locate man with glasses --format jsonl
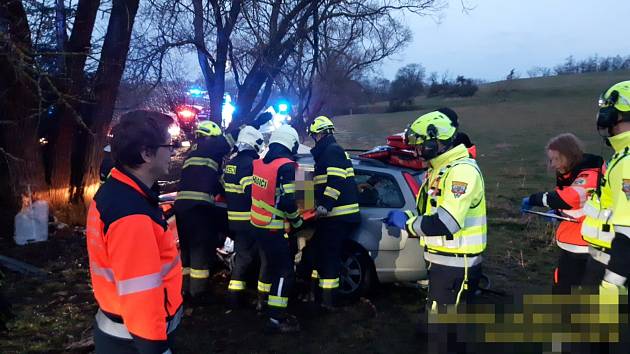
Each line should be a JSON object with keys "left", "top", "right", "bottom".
{"left": 87, "top": 110, "right": 182, "bottom": 354}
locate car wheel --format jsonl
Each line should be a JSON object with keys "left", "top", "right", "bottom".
{"left": 338, "top": 245, "right": 376, "bottom": 302}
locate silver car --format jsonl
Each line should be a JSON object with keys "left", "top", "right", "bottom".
{"left": 296, "top": 154, "right": 427, "bottom": 300}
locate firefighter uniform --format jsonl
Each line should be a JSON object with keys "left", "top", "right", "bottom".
{"left": 175, "top": 121, "right": 235, "bottom": 298}
{"left": 309, "top": 118, "right": 360, "bottom": 307}
{"left": 250, "top": 127, "right": 303, "bottom": 330}
{"left": 527, "top": 153, "right": 603, "bottom": 292}
{"left": 224, "top": 147, "right": 270, "bottom": 306}
{"left": 87, "top": 168, "right": 182, "bottom": 354}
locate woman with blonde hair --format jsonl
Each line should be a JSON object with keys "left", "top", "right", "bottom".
{"left": 521, "top": 133, "right": 603, "bottom": 293}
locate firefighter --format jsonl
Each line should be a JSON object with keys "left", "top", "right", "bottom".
{"left": 87, "top": 110, "right": 182, "bottom": 354}
{"left": 250, "top": 124, "right": 304, "bottom": 333}
{"left": 520, "top": 133, "right": 603, "bottom": 293}
{"left": 437, "top": 107, "right": 478, "bottom": 159}
{"left": 223, "top": 126, "right": 269, "bottom": 310}
{"left": 307, "top": 116, "right": 360, "bottom": 310}
{"left": 175, "top": 114, "right": 271, "bottom": 303}
{"left": 384, "top": 111, "right": 487, "bottom": 337}
{"left": 581, "top": 81, "right": 630, "bottom": 293}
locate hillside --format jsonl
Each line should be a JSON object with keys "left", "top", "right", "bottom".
{"left": 333, "top": 70, "right": 629, "bottom": 293}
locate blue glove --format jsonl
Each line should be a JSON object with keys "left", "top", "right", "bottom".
{"left": 520, "top": 197, "right": 532, "bottom": 213}
{"left": 384, "top": 210, "right": 409, "bottom": 229}
{"left": 544, "top": 209, "right": 559, "bottom": 224}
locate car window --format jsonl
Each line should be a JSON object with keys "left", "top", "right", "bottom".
{"left": 354, "top": 170, "right": 405, "bottom": 208}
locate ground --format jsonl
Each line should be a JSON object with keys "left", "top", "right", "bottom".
{"left": 1, "top": 70, "right": 629, "bottom": 353}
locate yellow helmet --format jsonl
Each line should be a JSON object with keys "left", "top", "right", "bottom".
{"left": 308, "top": 116, "right": 335, "bottom": 135}
{"left": 195, "top": 120, "right": 222, "bottom": 137}
{"left": 597, "top": 81, "right": 630, "bottom": 130}
{"left": 404, "top": 111, "right": 456, "bottom": 145}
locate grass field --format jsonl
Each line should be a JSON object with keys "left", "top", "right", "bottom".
{"left": 334, "top": 70, "right": 630, "bottom": 294}
{"left": 1, "top": 71, "right": 629, "bottom": 353}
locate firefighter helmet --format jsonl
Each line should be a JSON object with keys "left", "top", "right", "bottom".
{"left": 597, "top": 81, "right": 630, "bottom": 130}
{"left": 308, "top": 116, "right": 335, "bottom": 135}
{"left": 405, "top": 111, "right": 456, "bottom": 146}
{"left": 270, "top": 125, "right": 300, "bottom": 154}
{"left": 236, "top": 126, "right": 265, "bottom": 153}
{"left": 195, "top": 120, "right": 222, "bottom": 137}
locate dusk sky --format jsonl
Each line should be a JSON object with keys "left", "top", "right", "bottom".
{"left": 382, "top": 0, "right": 630, "bottom": 81}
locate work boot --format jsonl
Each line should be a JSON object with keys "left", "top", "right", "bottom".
{"left": 320, "top": 289, "right": 338, "bottom": 313}
{"left": 187, "top": 291, "right": 217, "bottom": 307}
{"left": 265, "top": 314, "right": 300, "bottom": 334}
{"left": 225, "top": 291, "right": 241, "bottom": 313}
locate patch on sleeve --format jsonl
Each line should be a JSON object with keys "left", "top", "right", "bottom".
{"left": 451, "top": 181, "right": 468, "bottom": 198}
{"left": 623, "top": 179, "right": 630, "bottom": 200}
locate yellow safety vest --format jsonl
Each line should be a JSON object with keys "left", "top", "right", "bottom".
{"left": 412, "top": 145, "right": 487, "bottom": 262}
{"left": 582, "top": 131, "right": 630, "bottom": 251}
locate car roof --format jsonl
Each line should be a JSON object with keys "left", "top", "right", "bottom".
{"left": 295, "top": 153, "right": 422, "bottom": 174}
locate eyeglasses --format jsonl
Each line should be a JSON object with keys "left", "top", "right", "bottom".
{"left": 154, "top": 141, "right": 181, "bottom": 150}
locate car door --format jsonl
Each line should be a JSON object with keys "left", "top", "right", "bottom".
{"left": 353, "top": 168, "right": 410, "bottom": 252}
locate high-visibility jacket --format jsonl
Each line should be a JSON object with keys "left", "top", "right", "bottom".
{"left": 250, "top": 156, "right": 301, "bottom": 230}
{"left": 311, "top": 135, "right": 360, "bottom": 222}
{"left": 87, "top": 168, "right": 182, "bottom": 351}
{"left": 407, "top": 144, "right": 487, "bottom": 268}
{"left": 530, "top": 154, "right": 603, "bottom": 253}
{"left": 582, "top": 131, "right": 630, "bottom": 262}
{"left": 224, "top": 149, "right": 258, "bottom": 231}
{"left": 175, "top": 133, "right": 235, "bottom": 210}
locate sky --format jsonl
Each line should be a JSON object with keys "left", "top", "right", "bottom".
{"left": 382, "top": 0, "right": 630, "bottom": 81}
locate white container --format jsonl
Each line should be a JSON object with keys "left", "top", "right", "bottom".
{"left": 14, "top": 200, "right": 49, "bottom": 245}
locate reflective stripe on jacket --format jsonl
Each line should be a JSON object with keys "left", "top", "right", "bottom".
{"left": 311, "top": 135, "right": 360, "bottom": 222}
{"left": 582, "top": 131, "right": 630, "bottom": 250}
{"left": 87, "top": 168, "right": 182, "bottom": 347}
{"left": 411, "top": 144, "right": 487, "bottom": 265}
{"left": 250, "top": 157, "right": 297, "bottom": 229}
{"left": 224, "top": 149, "right": 258, "bottom": 230}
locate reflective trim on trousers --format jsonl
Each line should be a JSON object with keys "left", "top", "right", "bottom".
{"left": 556, "top": 240, "right": 589, "bottom": 254}
{"left": 190, "top": 268, "right": 210, "bottom": 279}
{"left": 95, "top": 306, "right": 182, "bottom": 340}
{"left": 311, "top": 270, "right": 319, "bottom": 279}
{"left": 227, "top": 211, "right": 251, "bottom": 221}
{"left": 424, "top": 252, "right": 483, "bottom": 268}
{"left": 588, "top": 247, "right": 611, "bottom": 265}
{"left": 257, "top": 281, "right": 271, "bottom": 293}
{"left": 182, "top": 267, "right": 191, "bottom": 276}
{"left": 228, "top": 280, "right": 246, "bottom": 291}
{"left": 267, "top": 295, "right": 288, "bottom": 308}
{"left": 319, "top": 278, "right": 339, "bottom": 289}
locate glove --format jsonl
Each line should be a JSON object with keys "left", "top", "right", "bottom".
{"left": 251, "top": 112, "right": 273, "bottom": 129}
{"left": 384, "top": 210, "right": 409, "bottom": 230}
{"left": 520, "top": 197, "right": 532, "bottom": 213}
{"left": 544, "top": 209, "right": 559, "bottom": 224}
{"left": 315, "top": 205, "right": 329, "bottom": 218}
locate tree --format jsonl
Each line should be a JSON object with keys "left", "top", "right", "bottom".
{"left": 1, "top": 0, "right": 141, "bottom": 230}
{"left": 389, "top": 63, "right": 425, "bottom": 110}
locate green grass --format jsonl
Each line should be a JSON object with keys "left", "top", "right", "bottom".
{"left": 334, "top": 70, "right": 630, "bottom": 294}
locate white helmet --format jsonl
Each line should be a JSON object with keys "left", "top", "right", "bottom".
{"left": 269, "top": 125, "right": 300, "bottom": 154}
{"left": 236, "top": 126, "right": 264, "bottom": 153}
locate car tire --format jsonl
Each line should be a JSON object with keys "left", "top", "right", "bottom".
{"left": 338, "top": 244, "right": 376, "bottom": 302}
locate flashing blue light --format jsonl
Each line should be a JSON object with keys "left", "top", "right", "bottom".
{"left": 188, "top": 88, "right": 206, "bottom": 97}
{"left": 278, "top": 102, "right": 289, "bottom": 113}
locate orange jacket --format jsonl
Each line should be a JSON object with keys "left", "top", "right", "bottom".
{"left": 250, "top": 157, "right": 296, "bottom": 228}
{"left": 87, "top": 168, "right": 182, "bottom": 350}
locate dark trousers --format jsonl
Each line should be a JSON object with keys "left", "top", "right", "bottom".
{"left": 254, "top": 227, "right": 294, "bottom": 319}
{"left": 229, "top": 226, "right": 270, "bottom": 293}
{"left": 310, "top": 219, "right": 358, "bottom": 305}
{"left": 582, "top": 254, "right": 607, "bottom": 290}
{"left": 426, "top": 262, "right": 482, "bottom": 309}
{"left": 93, "top": 322, "right": 177, "bottom": 354}
{"left": 175, "top": 205, "right": 220, "bottom": 296}
{"left": 606, "top": 234, "right": 630, "bottom": 285}
{"left": 553, "top": 249, "right": 589, "bottom": 294}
